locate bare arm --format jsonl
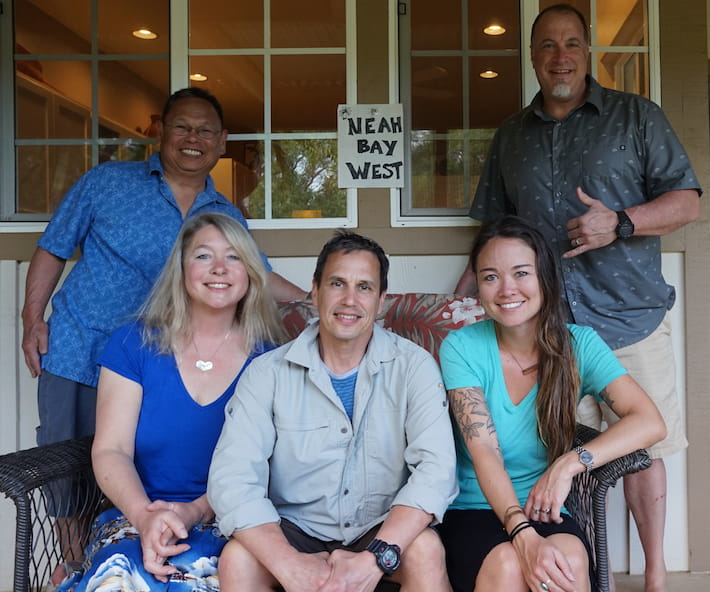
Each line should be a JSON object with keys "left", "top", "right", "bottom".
{"left": 627, "top": 189, "right": 701, "bottom": 235}
{"left": 449, "top": 387, "right": 577, "bottom": 592}
{"left": 564, "top": 187, "right": 700, "bottom": 258}
{"left": 268, "top": 271, "right": 308, "bottom": 302}
{"left": 93, "top": 367, "right": 210, "bottom": 579}
{"left": 21, "top": 247, "right": 67, "bottom": 377}
{"left": 448, "top": 387, "right": 519, "bottom": 524}
{"left": 526, "top": 373, "right": 666, "bottom": 522}
{"left": 233, "top": 522, "right": 331, "bottom": 592}
{"left": 454, "top": 260, "right": 477, "bottom": 296}
{"left": 321, "top": 505, "right": 435, "bottom": 592}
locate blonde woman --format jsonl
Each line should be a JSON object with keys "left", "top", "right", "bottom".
{"left": 59, "top": 213, "right": 286, "bottom": 592}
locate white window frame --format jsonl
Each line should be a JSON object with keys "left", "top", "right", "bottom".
{"left": 0, "top": 0, "right": 358, "bottom": 230}
{"left": 392, "top": 0, "right": 660, "bottom": 228}
{"left": 178, "top": 0, "right": 358, "bottom": 230}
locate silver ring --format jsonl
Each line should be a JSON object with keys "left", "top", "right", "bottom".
{"left": 541, "top": 581, "right": 550, "bottom": 591}
{"left": 573, "top": 238, "right": 581, "bottom": 247}
{"left": 533, "top": 507, "right": 541, "bottom": 513}
{"left": 543, "top": 508, "right": 551, "bottom": 514}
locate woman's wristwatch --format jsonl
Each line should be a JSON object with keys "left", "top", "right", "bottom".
{"left": 575, "top": 446, "right": 595, "bottom": 472}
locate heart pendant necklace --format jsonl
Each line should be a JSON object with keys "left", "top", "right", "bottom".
{"left": 192, "top": 328, "right": 232, "bottom": 372}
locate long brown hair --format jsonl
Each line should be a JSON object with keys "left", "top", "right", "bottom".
{"left": 471, "top": 215, "right": 580, "bottom": 461}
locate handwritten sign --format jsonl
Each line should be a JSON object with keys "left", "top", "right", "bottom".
{"left": 338, "top": 104, "right": 404, "bottom": 188}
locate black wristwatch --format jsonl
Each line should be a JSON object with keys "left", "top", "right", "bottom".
{"left": 366, "top": 538, "right": 401, "bottom": 576}
{"left": 615, "top": 210, "right": 634, "bottom": 239}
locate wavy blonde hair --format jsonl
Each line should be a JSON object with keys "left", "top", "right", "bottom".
{"left": 137, "top": 212, "right": 287, "bottom": 354}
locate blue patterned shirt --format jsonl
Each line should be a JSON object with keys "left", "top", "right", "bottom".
{"left": 39, "top": 152, "right": 270, "bottom": 386}
{"left": 470, "top": 77, "right": 701, "bottom": 349}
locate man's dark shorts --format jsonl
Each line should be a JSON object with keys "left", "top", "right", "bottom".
{"left": 37, "top": 370, "right": 97, "bottom": 516}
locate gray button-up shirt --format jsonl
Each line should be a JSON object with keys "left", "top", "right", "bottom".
{"left": 208, "top": 322, "right": 458, "bottom": 544}
{"left": 470, "top": 77, "right": 701, "bottom": 348}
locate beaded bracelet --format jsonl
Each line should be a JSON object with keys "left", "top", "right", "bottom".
{"left": 509, "top": 521, "right": 534, "bottom": 541}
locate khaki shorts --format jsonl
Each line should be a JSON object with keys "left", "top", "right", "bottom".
{"left": 576, "top": 313, "right": 687, "bottom": 459}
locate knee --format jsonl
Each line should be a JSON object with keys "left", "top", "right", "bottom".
{"left": 491, "top": 543, "right": 525, "bottom": 581}
{"left": 218, "top": 538, "right": 262, "bottom": 583}
{"left": 400, "top": 528, "right": 447, "bottom": 577}
{"left": 565, "top": 545, "right": 589, "bottom": 582}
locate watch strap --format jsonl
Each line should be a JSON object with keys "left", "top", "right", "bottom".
{"left": 366, "top": 538, "right": 401, "bottom": 576}
{"left": 574, "top": 446, "right": 594, "bottom": 472}
{"left": 615, "top": 209, "right": 634, "bottom": 239}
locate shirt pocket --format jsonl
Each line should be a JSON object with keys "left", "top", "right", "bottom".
{"left": 364, "top": 408, "right": 408, "bottom": 497}
{"left": 270, "top": 416, "right": 335, "bottom": 501}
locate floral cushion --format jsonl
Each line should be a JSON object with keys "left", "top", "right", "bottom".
{"left": 279, "top": 293, "right": 486, "bottom": 362}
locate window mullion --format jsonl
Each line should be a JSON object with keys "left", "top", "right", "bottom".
{"left": 171, "top": 0, "right": 189, "bottom": 92}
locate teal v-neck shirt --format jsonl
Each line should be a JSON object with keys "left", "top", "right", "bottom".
{"left": 440, "top": 319, "right": 626, "bottom": 510}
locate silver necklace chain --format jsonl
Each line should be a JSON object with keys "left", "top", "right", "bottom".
{"left": 192, "top": 328, "right": 232, "bottom": 372}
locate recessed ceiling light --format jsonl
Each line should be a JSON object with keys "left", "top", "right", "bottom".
{"left": 190, "top": 73, "right": 208, "bottom": 82}
{"left": 479, "top": 70, "right": 499, "bottom": 79}
{"left": 483, "top": 24, "right": 506, "bottom": 36}
{"left": 132, "top": 29, "right": 158, "bottom": 40}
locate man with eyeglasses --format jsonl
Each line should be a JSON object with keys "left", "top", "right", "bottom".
{"left": 20, "top": 87, "right": 306, "bottom": 578}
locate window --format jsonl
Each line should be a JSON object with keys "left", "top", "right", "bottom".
{"left": 397, "top": 0, "right": 654, "bottom": 222}
{"left": 188, "top": 0, "right": 355, "bottom": 228}
{"left": 2, "top": 0, "right": 355, "bottom": 226}
{"left": 8, "top": 0, "right": 169, "bottom": 220}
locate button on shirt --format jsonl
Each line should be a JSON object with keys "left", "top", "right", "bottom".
{"left": 470, "top": 77, "right": 701, "bottom": 349}
{"left": 208, "top": 322, "right": 458, "bottom": 545}
{"left": 39, "top": 153, "right": 270, "bottom": 386}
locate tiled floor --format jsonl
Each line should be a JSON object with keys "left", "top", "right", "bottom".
{"left": 614, "top": 571, "right": 710, "bottom": 591}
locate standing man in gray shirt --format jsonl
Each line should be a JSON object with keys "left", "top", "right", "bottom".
{"left": 456, "top": 5, "right": 701, "bottom": 591}
{"left": 209, "top": 230, "right": 457, "bottom": 592}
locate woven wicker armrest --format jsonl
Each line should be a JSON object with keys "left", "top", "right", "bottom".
{"left": 567, "top": 423, "right": 652, "bottom": 592}
{"left": 575, "top": 423, "right": 652, "bottom": 486}
{"left": 0, "top": 437, "right": 94, "bottom": 497}
{"left": 0, "top": 437, "right": 105, "bottom": 592}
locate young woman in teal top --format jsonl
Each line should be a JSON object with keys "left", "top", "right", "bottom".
{"left": 438, "top": 216, "right": 666, "bottom": 592}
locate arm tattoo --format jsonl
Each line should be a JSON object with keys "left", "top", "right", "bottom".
{"left": 448, "top": 387, "right": 497, "bottom": 446}
{"left": 599, "top": 387, "right": 617, "bottom": 413}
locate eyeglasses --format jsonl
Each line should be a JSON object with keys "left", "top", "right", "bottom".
{"left": 165, "top": 123, "right": 222, "bottom": 140}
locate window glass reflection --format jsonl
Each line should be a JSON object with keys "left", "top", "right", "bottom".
{"left": 597, "top": 0, "right": 647, "bottom": 46}
{"left": 217, "top": 141, "right": 266, "bottom": 219}
{"left": 17, "top": 145, "right": 89, "bottom": 213}
{"left": 411, "top": 57, "right": 463, "bottom": 132}
{"left": 189, "top": 0, "right": 264, "bottom": 48}
{"left": 469, "top": 56, "right": 521, "bottom": 128}
{"left": 15, "top": 0, "right": 91, "bottom": 54}
{"left": 271, "top": 55, "right": 345, "bottom": 132}
{"left": 271, "top": 0, "right": 345, "bottom": 48}
{"left": 468, "top": 1, "right": 520, "bottom": 51}
{"left": 410, "top": 136, "right": 467, "bottom": 210}
{"left": 410, "top": 0, "right": 462, "bottom": 50}
{"left": 98, "top": 61, "right": 168, "bottom": 140}
{"left": 597, "top": 52, "right": 649, "bottom": 97}
{"left": 189, "top": 56, "right": 265, "bottom": 133}
{"left": 16, "top": 64, "right": 91, "bottom": 140}
{"left": 98, "top": 0, "right": 169, "bottom": 54}
{"left": 270, "top": 140, "right": 345, "bottom": 219}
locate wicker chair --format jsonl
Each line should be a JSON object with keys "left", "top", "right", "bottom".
{"left": 0, "top": 296, "right": 652, "bottom": 592}
{"left": 568, "top": 423, "right": 652, "bottom": 591}
{"left": 0, "top": 427, "right": 650, "bottom": 592}
{"left": 0, "top": 437, "right": 105, "bottom": 592}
